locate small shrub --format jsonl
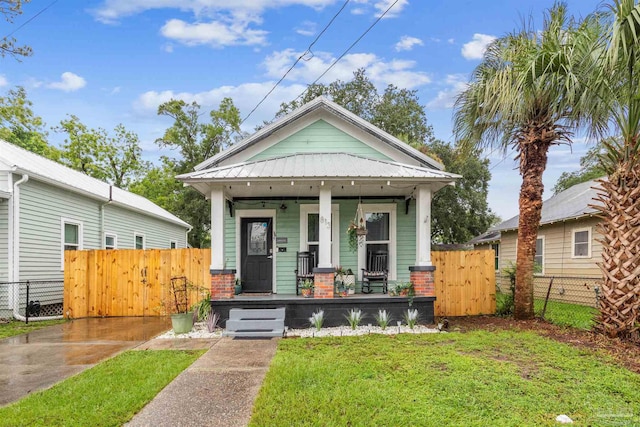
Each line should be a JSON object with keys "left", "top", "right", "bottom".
{"left": 191, "top": 293, "right": 212, "bottom": 322}
{"left": 309, "top": 310, "right": 325, "bottom": 331}
{"left": 345, "top": 308, "right": 364, "bottom": 330}
{"left": 404, "top": 309, "right": 419, "bottom": 329}
{"left": 204, "top": 309, "right": 220, "bottom": 333}
{"left": 375, "top": 309, "right": 391, "bottom": 330}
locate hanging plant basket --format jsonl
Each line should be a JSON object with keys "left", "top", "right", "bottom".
{"left": 347, "top": 203, "right": 367, "bottom": 253}
{"left": 356, "top": 227, "right": 368, "bottom": 236}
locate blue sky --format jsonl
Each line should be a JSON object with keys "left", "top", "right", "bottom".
{"left": 1, "top": 0, "right": 605, "bottom": 221}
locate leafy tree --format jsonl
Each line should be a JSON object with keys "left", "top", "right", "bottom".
{"left": 132, "top": 98, "right": 241, "bottom": 248}
{"left": 553, "top": 139, "right": 607, "bottom": 194}
{"left": 453, "top": 4, "right": 602, "bottom": 319}
{"left": 0, "top": 86, "right": 57, "bottom": 158}
{"left": 427, "top": 141, "right": 500, "bottom": 244}
{"left": 0, "top": 0, "right": 32, "bottom": 59}
{"left": 277, "top": 68, "right": 433, "bottom": 145}
{"left": 54, "top": 115, "right": 148, "bottom": 188}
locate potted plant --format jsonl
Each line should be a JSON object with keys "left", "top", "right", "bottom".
{"left": 167, "top": 276, "right": 195, "bottom": 334}
{"left": 347, "top": 220, "right": 367, "bottom": 253}
{"left": 343, "top": 268, "right": 356, "bottom": 294}
{"left": 301, "top": 279, "right": 314, "bottom": 298}
{"left": 234, "top": 278, "right": 242, "bottom": 295}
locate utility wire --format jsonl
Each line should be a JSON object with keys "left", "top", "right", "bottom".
{"left": 239, "top": 0, "right": 351, "bottom": 127}
{"left": 292, "top": 0, "right": 401, "bottom": 104}
{"left": 2, "top": 0, "right": 59, "bottom": 40}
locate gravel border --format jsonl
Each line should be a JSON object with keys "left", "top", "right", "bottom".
{"left": 154, "top": 322, "right": 441, "bottom": 339}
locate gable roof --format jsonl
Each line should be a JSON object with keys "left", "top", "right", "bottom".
{"left": 194, "top": 96, "right": 445, "bottom": 172}
{"left": 0, "top": 140, "right": 191, "bottom": 229}
{"left": 467, "top": 230, "right": 501, "bottom": 246}
{"left": 492, "top": 179, "right": 602, "bottom": 232}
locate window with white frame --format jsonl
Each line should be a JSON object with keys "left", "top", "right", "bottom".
{"left": 61, "top": 219, "right": 83, "bottom": 269}
{"left": 491, "top": 243, "right": 500, "bottom": 271}
{"left": 299, "top": 204, "right": 339, "bottom": 266}
{"left": 534, "top": 236, "right": 544, "bottom": 274}
{"left": 105, "top": 233, "right": 117, "bottom": 249}
{"left": 134, "top": 233, "right": 145, "bottom": 250}
{"left": 572, "top": 227, "right": 591, "bottom": 258}
{"left": 170, "top": 241, "right": 177, "bottom": 249}
{"left": 359, "top": 204, "right": 396, "bottom": 280}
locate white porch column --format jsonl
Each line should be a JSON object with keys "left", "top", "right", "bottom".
{"left": 210, "top": 186, "right": 225, "bottom": 270}
{"left": 318, "top": 187, "right": 333, "bottom": 268}
{"left": 415, "top": 185, "right": 432, "bottom": 266}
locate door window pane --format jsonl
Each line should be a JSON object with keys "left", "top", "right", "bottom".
{"left": 248, "top": 222, "right": 268, "bottom": 256}
{"left": 307, "top": 213, "right": 319, "bottom": 243}
{"left": 366, "top": 213, "right": 389, "bottom": 241}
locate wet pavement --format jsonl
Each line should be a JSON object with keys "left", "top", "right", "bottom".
{"left": 0, "top": 317, "right": 170, "bottom": 406}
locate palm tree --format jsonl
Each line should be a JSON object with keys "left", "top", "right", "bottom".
{"left": 589, "top": 0, "right": 640, "bottom": 339}
{"left": 453, "top": 3, "right": 602, "bottom": 319}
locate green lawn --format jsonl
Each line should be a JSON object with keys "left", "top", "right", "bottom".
{"left": 250, "top": 332, "right": 640, "bottom": 427}
{"left": 534, "top": 299, "right": 598, "bottom": 330}
{"left": 0, "top": 319, "right": 67, "bottom": 339}
{"left": 0, "top": 350, "right": 204, "bottom": 427}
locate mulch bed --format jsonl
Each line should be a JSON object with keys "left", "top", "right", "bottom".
{"left": 445, "top": 316, "right": 640, "bottom": 375}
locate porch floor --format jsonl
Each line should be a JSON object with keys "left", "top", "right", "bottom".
{"left": 211, "top": 294, "right": 435, "bottom": 329}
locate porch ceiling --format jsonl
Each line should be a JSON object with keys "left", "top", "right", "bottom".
{"left": 178, "top": 152, "right": 460, "bottom": 198}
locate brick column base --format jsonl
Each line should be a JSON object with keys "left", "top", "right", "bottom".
{"left": 313, "top": 268, "right": 336, "bottom": 299}
{"left": 409, "top": 266, "right": 435, "bottom": 297}
{"left": 210, "top": 269, "right": 236, "bottom": 300}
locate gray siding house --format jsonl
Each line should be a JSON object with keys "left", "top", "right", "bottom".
{"left": 0, "top": 140, "right": 191, "bottom": 319}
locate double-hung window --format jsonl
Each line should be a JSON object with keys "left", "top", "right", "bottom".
{"left": 134, "top": 233, "right": 145, "bottom": 250}
{"left": 61, "top": 219, "right": 83, "bottom": 269}
{"left": 534, "top": 236, "right": 544, "bottom": 274}
{"left": 105, "top": 233, "right": 117, "bottom": 249}
{"left": 491, "top": 243, "right": 500, "bottom": 271}
{"left": 572, "top": 227, "right": 591, "bottom": 258}
{"left": 358, "top": 204, "right": 396, "bottom": 280}
{"left": 299, "top": 204, "right": 339, "bottom": 265}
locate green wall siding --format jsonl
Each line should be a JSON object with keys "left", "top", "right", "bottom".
{"left": 248, "top": 119, "right": 392, "bottom": 161}
{"left": 227, "top": 198, "right": 416, "bottom": 294}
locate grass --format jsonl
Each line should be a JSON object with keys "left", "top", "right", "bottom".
{"left": 0, "top": 350, "right": 204, "bottom": 427}
{"left": 250, "top": 332, "right": 640, "bottom": 427}
{"left": 534, "top": 299, "right": 598, "bottom": 330}
{"left": 0, "top": 319, "right": 67, "bottom": 339}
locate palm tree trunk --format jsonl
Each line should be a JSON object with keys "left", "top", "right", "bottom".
{"left": 593, "top": 167, "right": 640, "bottom": 339}
{"left": 514, "top": 136, "right": 551, "bottom": 320}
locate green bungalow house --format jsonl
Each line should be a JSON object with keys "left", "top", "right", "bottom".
{"left": 177, "top": 97, "right": 459, "bottom": 327}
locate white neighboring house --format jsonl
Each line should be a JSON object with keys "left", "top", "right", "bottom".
{"left": 0, "top": 140, "right": 191, "bottom": 320}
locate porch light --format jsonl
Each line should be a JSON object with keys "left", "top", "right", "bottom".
{"left": 321, "top": 180, "right": 324, "bottom": 186}
{"left": 247, "top": 182, "right": 251, "bottom": 186}
{"left": 351, "top": 180, "right": 354, "bottom": 185}
{"left": 387, "top": 180, "right": 390, "bottom": 186}
{"left": 291, "top": 181, "right": 294, "bottom": 186}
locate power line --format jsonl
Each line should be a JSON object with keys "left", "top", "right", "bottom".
{"left": 292, "top": 0, "right": 401, "bottom": 104}
{"left": 2, "top": 0, "right": 59, "bottom": 40}
{"left": 239, "top": 0, "right": 351, "bottom": 127}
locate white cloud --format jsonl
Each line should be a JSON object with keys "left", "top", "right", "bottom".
{"left": 395, "top": 35, "right": 423, "bottom": 52}
{"left": 134, "top": 82, "right": 307, "bottom": 131}
{"left": 92, "top": 0, "right": 337, "bottom": 24}
{"left": 351, "top": 7, "right": 367, "bottom": 15}
{"left": 296, "top": 20, "right": 317, "bottom": 36}
{"left": 262, "top": 49, "right": 430, "bottom": 89}
{"left": 426, "top": 74, "right": 468, "bottom": 110}
{"left": 447, "top": 38, "right": 455, "bottom": 44}
{"left": 47, "top": 72, "right": 87, "bottom": 92}
{"left": 0, "top": 75, "right": 8, "bottom": 87}
{"left": 461, "top": 33, "right": 496, "bottom": 60}
{"left": 374, "top": 0, "right": 408, "bottom": 18}
{"left": 160, "top": 17, "right": 268, "bottom": 47}
{"left": 163, "top": 43, "right": 174, "bottom": 53}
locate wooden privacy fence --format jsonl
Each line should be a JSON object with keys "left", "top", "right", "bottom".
{"left": 432, "top": 250, "right": 496, "bottom": 316}
{"left": 64, "top": 248, "right": 211, "bottom": 318}
{"left": 64, "top": 248, "right": 495, "bottom": 318}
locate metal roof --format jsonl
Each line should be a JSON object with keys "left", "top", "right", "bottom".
{"left": 179, "top": 152, "right": 461, "bottom": 182}
{"left": 492, "top": 179, "right": 602, "bottom": 232}
{"left": 0, "top": 140, "right": 191, "bottom": 229}
{"left": 194, "top": 96, "right": 445, "bottom": 172}
{"left": 467, "top": 230, "right": 501, "bottom": 245}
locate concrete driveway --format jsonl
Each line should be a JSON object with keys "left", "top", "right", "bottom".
{"left": 0, "top": 317, "right": 170, "bottom": 406}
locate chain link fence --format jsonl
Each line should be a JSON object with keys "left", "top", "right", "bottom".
{"left": 533, "top": 275, "right": 600, "bottom": 330}
{"left": 0, "top": 280, "right": 64, "bottom": 323}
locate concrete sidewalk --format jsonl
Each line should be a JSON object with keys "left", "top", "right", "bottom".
{"left": 127, "top": 337, "right": 279, "bottom": 427}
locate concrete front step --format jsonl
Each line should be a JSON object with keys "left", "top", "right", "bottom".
{"left": 225, "top": 307, "right": 285, "bottom": 338}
